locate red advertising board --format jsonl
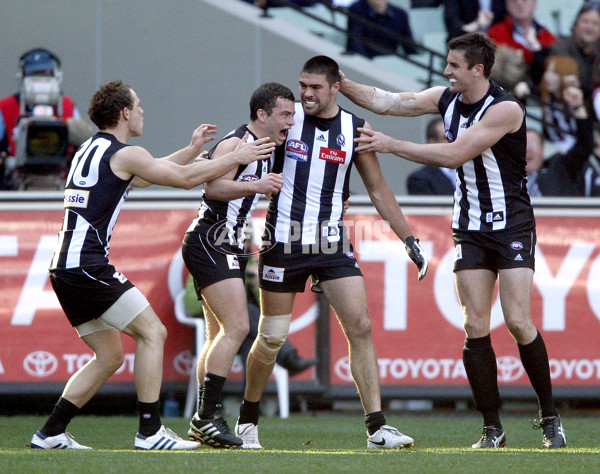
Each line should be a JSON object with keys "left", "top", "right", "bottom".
{"left": 1, "top": 199, "right": 599, "bottom": 394}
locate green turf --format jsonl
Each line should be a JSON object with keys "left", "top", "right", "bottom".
{"left": 0, "top": 413, "right": 597, "bottom": 473}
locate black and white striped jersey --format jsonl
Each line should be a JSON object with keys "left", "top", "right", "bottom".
{"left": 187, "top": 125, "right": 271, "bottom": 249}
{"left": 439, "top": 81, "right": 534, "bottom": 232}
{"left": 49, "top": 132, "right": 131, "bottom": 270}
{"left": 266, "top": 103, "right": 363, "bottom": 245}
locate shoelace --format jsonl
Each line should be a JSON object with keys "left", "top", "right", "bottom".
{"left": 531, "top": 418, "right": 556, "bottom": 437}
{"left": 163, "top": 427, "right": 183, "bottom": 441}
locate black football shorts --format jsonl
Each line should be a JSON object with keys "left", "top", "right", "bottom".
{"left": 182, "top": 231, "right": 248, "bottom": 295}
{"left": 50, "top": 265, "right": 136, "bottom": 327}
{"left": 258, "top": 241, "right": 363, "bottom": 293}
{"left": 453, "top": 223, "right": 536, "bottom": 273}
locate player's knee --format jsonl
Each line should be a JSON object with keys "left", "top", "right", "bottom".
{"left": 146, "top": 320, "right": 167, "bottom": 346}
{"left": 249, "top": 314, "right": 291, "bottom": 365}
{"left": 344, "top": 315, "right": 372, "bottom": 341}
{"left": 228, "top": 319, "right": 250, "bottom": 345}
{"left": 97, "top": 347, "right": 124, "bottom": 373}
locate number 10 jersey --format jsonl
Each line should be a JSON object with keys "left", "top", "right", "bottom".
{"left": 50, "top": 132, "right": 131, "bottom": 270}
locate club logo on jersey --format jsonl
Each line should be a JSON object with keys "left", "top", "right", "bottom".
{"left": 346, "top": 251, "right": 355, "bottom": 259}
{"left": 316, "top": 134, "right": 326, "bottom": 142}
{"left": 336, "top": 134, "right": 346, "bottom": 147}
{"left": 285, "top": 139, "right": 308, "bottom": 162}
{"left": 510, "top": 241, "right": 524, "bottom": 251}
{"left": 486, "top": 211, "right": 505, "bottom": 223}
{"left": 240, "top": 174, "right": 259, "bottom": 182}
{"left": 64, "top": 189, "right": 90, "bottom": 208}
{"left": 112, "top": 271, "right": 128, "bottom": 284}
{"left": 319, "top": 147, "right": 346, "bottom": 164}
{"left": 227, "top": 254, "right": 240, "bottom": 270}
{"left": 262, "top": 265, "right": 284, "bottom": 282}
{"left": 445, "top": 129, "right": 454, "bottom": 142}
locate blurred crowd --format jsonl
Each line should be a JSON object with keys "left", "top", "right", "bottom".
{"left": 241, "top": 0, "right": 600, "bottom": 198}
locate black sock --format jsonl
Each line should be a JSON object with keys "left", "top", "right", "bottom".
{"left": 365, "top": 411, "right": 386, "bottom": 435}
{"left": 463, "top": 335, "right": 502, "bottom": 429}
{"left": 200, "top": 373, "right": 226, "bottom": 419}
{"left": 138, "top": 400, "right": 161, "bottom": 437}
{"left": 40, "top": 397, "right": 79, "bottom": 437}
{"left": 238, "top": 399, "right": 260, "bottom": 426}
{"left": 518, "top": 331, "right": 558, "bottom": 418}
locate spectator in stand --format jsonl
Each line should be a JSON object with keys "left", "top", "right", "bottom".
{"left": 407, "top": 117, "right": 455, "bottom": 195}
{"left": 525, "top": 86, "right": 594, "bottom": 197}
{"left": 551, "top": 2, "right": 600, "bottom": 103}
{"left": 345, "top": 0, "right": 417, "bottom": 59}
{"left": 487, "top": 0, "right": 556, "bottom": 95}
{"left": 539, "top": 55, "right": 580, "bottom": 153}
{"left": 444, "top": 0, "right": 507, "bottom": 43}
{"left": 583, "top": 133, "right": 600, "bottom": 197}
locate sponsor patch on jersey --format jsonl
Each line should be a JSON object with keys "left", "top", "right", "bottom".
{"left": 455, "top": 244, "right": 462, "bottom": 260}
{"left": 486, "top": 211, "right": 505, "bottom": 223}
{"left": 319, "top": 147, "right": 346, "bottom": 164}
{"left": 112, "top": 271, "right": 128, "bottom": 284}
{"left": 262, "top": 265, "right": 284, "bottom": 283}
{"left": 510, "top": 241, "right": 524, "bottom": 251}
{"left": 514, "top": 254, "right": 523, "bottom": 261}
{"left": 336, "top": 134, "right": 346, "bottom": 147}
{"left": 240, "top": 174, "right": 259, "bottom": 182}
{"left": 285, "top": 139, "right": 308, "bottom": 162}
{"left": 226, "top": 254, "right": 240, "bottom": 270}
{"left": 316, "top": 134, "right": 326, "bottom": 142}
{"left": 64, "top": 189, "right": 90, "bottom": 208}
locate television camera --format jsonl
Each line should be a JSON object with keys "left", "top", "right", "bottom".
{"left": 4, "top": 49, "right": 79, "bottom": 190}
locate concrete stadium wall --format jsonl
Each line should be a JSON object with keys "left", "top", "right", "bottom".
{"left": 0, "top": 0, "right": 430, "bottom": 194}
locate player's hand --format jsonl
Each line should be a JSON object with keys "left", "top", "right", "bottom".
{"left": 235, "top": 132, "right": 276, "bottom": 165}
{"left": 190, "top": 124, "right": 217, "bottom": 152}
{"left": 255, "top": 172, "right": 283, "bottom": 195}
{"left": 355, "top": 127, "right": 396, "bottom": 154}
{"left": 404, "top": 235, "right": 427, "bottom": 281}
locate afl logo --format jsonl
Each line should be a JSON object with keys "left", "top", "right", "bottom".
{"left": 510, "top": 241, "right": 524, "bottom": 250}
{"left": 445, "top": 129, "right": 454, "bottom": 142}
{"left": 240, "top": 174, "right": 259, "bottom": 182}
{"left": 286, "top": 139, "right": 308, "bottom": 153}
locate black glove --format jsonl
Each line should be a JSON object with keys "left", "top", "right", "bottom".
{"left": 404, "top": 235, "right": 427, "bottom": 281}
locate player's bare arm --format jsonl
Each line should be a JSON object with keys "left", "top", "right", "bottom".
{"left": 355, "top": 101, "right": 523, "bottom": 168}
{"left": 112, "top": 133, "right": 275, "bottom": 190}
{"left": 339, "top": 71, "right": 443, "bottom": 117}
{"left": 131, "top": 124, "right": 217, "bottom": 187}
{"left": 204, "top": 137, "right": 283, "bottom": 201}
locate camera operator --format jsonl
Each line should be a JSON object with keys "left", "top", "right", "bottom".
{"left": 0, "top": 48, "right": 92, "bottom": 189}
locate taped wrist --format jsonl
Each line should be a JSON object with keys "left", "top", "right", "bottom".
{"left": 371, "top": 87, "right": 416, "bottom": 115}
{"left": 250, "top": 314, "right": 292, "bottom": 365}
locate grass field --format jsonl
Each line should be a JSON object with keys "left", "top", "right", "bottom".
{"left": 1, "top": 412, "right": 598, "bottom": 473}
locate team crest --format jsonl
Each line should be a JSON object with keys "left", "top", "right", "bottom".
{"left": 336, "top": 133, "right": 345, "bottom": 147}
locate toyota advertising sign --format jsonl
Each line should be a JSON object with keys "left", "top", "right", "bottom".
{"left": 1, "top": 195, "right": 599, "bottom": 398}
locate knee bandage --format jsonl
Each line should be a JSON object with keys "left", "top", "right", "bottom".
{"left": 371, "top": 87, "right": 416, "bottom": 115}
{"left": 250, "top": 314, "right": 292, "bottom": 365}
